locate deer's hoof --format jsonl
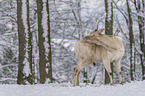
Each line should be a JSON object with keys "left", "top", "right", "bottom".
{"left": 120, "top": 82, "right": 123, "bottom": 85}
{"left": 110, "top": 83, "right": 114, "bottom": 85}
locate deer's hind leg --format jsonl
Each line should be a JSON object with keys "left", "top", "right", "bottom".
{"left": 115, "top": 58, "right": 123, "bottom": 84}
{"left": 74, "top": 60, "right": 92, "bottom": 86}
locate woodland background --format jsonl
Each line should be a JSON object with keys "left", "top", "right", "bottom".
{"left": 0, "top": 0, "right": 145, "bottom": 85}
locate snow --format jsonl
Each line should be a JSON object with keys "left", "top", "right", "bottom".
{"left": 0, "top": 81, "right": 145, "bottom": 96}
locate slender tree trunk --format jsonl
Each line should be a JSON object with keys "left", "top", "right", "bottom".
{"left": 37, "top": 0, "right": 52, "bottom": 84}
{"left": 46, "top": 0, "right": 52, "bottom": 83}
{"left": 17, "top": 0, "right": 34, "bottom": 84}
{"left": 134, "top": 0, "right": 145, "bottom": 80}
{"left": 83, "top": 69, "right": 88, "bottom": 83}
{"left": 126, "top": 0, "right": 134, "bottom": 81}
{"left": 26, "top": 0, "right": 34, "bottom": 84}
{"left": 104, "top": 0, "right": 113, "bottom": 84}
{"left": 139, "top": 17, "right": 145, "bottom": 80}
{"left": 37, "top": 0, "right": 46, "bottom": 84}
{"left": 91, "top": 63, "right": 98, "bottom": 84}
{"left": 17, "top": 0, "right": 26, "bottom": 84}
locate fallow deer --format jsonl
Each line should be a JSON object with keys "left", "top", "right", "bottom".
{"left": 74, "top": 28, "right": 124, "bottom": 86}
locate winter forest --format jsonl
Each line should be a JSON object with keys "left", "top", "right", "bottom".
{"left": 0, "top": 0, "right": 145, "bottom": 87}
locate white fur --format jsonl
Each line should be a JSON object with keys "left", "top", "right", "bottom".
{"left": 74, "top": 32, "right": 124, "bottom": 86}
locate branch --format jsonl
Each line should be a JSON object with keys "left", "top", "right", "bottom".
{"left": 0, "top": 64, "right": 17, "bottom": 69}
{"left": 112, "top": 0, "right": 128, "bottom": 23}
{"left": 115, "top": 15, "right": 129, "bottom": 40}
{"left": 115, "top": 15, "right": 143, "bottom": 55}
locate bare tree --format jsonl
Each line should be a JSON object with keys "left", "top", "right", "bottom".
{"left": 104, "top": 0, "right": 114, "bottom": 84}
{"left": 37, "top": 0, "right": 52, "bottom": 84}
{"left": 17, "top": 0, "right": 26, "bottom": 84}
{"left": 17, "top": 0, "right": 34, "bottom": 84}
{"left": 46, "top": 0, "right": 52, "bottom": 83}
{"left": 26, "top": 0, "right": 34, "bottom": 84}
{"left": 126, "top": 0, "right": 134, "bottom": 81}
{"left": 134, "top": 0, "right": 145, "bottom": 80}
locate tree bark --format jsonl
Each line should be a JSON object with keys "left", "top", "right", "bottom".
{"left": 17, "top": 0, "right": 26, "bottom": 84}
{"left": 27, "top": 0, "right": 34, "bottom": 84}
{"left": 126, "top": 0, "right": 134, "bottom": 81}
{"left": 17, "top": 0, "right": 34, "bottom": 84}
{"left": 104, "top": 0, "right": 114, "bottom": 84}
{"left": 37, "top": 0, "right": 46, "bottom": 84}
{"left": 46, "top": 0, "right": 52, "bottom": 83}
{"left": 134, "top": 0, "right": 145, "bottom": 80}
{"left": 37, "top": 0, "right": 52, "bottom": 84}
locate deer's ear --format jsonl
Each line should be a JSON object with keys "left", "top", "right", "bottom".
{"left": 97, "top": 28, "right": 105, "bottom": 34}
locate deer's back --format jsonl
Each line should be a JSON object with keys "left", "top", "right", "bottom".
{"left": 75, "top": 38, "right": 124, "bottom": 62}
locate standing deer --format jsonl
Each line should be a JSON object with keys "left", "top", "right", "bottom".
{"left": 74, "top": 28, "right": 124, "bottom": 86}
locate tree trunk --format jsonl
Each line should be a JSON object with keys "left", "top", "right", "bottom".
{"left": 126, "top": 0, "right": 134, "bottom": 81}
{"left": 104, "top": 0, "right": 113, "bottom": 84}
{"left": 139, "top": 16, "right": 145, "bottom": 80}
{"left": 17, "top": 0, "right": 34, "bottom": 84}
{"left": 37, "top": 0, "right": 52, "bottom": 84}
{"left": 37, "top": 0, "right": 46, "bottom": 84}
{"left": 134, "top": 0, "right": 145, "bottom": 80}
{"left": 17, "top": 0, "right": 26, "bottom": 84}
{"left": 46, "top": 0, "right": 52, "bottom": 83}
{"left": 26, "top": 0, "right": 34, "bottom": 84}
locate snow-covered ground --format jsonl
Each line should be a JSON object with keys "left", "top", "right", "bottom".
{"left": 0, "top": 81, "right": 145, "bottom": 96}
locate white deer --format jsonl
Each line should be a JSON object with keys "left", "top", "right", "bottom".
{"left": 74, "top": 28, "right": 124, "bottom": 86}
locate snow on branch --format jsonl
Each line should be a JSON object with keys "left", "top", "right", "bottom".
{"left": 0, "top": 78, "right": 17, "bottom": 81}
{"left": 0, "top": 64, "right": 17, "bottom": 69}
